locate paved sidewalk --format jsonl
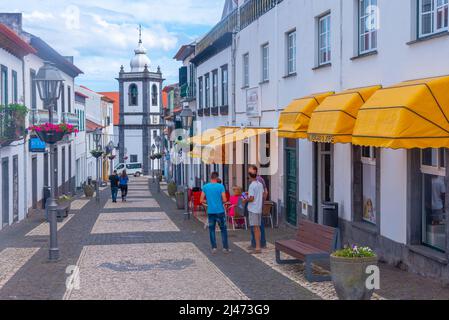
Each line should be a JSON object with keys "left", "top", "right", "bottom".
{"left": 0, "top": 177, "right": 448, "bottom": 300}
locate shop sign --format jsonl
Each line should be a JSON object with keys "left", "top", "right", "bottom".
{"left": 246, "top": 87, "right": 261, "bottom": 118}
{"left": 308, "top": 134, "right": 335, "bottom": 144}
{"left": 29, "top": 136, "right": 46, "bottom": 153}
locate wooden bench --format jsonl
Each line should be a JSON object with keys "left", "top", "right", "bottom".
{"left": 275, "top": 219, "right": 340, "bottom": 282}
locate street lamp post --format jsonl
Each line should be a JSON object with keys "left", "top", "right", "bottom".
{"left": 93, "top": 129, "right": 103, "bottom": 203}
{"left": 34, "top": 62, "right": 65, "bottom": 261}
{"left": 155, "top": 136, "right": 162, "bottom": 193}
{"left": 180, "top": 106, "right": 194, "bottom": 220}
{"left": 151, "top": 144, "right": 156, "bottom": 183}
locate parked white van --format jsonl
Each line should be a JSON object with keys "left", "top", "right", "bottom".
{"left": 114, "top": 163, "right": 143, "bottom": 177}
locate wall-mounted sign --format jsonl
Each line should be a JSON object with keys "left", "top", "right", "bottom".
{"left": 246, "top": 87, "right": 261, "bottom": 118}
{"left": 29, "top": 137, "right": 46, "bottom": 153}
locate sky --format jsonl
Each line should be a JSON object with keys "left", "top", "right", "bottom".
{"left": 3, "top": 0, "right": 225, "bottom": 92}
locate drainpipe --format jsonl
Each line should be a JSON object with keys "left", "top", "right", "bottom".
{"left": 21, "top": 55, "right": 28, "bottom": 217}
{"left": 339, "top": 0, "right": 344, "bottom": 91}
{"left": 231, "top": 31, "right": 237, "bottom": 126}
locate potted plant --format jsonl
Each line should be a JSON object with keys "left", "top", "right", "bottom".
{"left": 167, "top": 181, "right": 177, "bottom": 196}
{"left": 175, "top": 191, "right": 185, "bottom": 209}
{"left": 29, "top": 122, "right": 78, "bottom": 144}
{"left": 330, "top": 245, "right": 378, "bottom": 300}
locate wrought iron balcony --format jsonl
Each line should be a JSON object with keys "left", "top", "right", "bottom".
{"left": 240, "top": 0, "right": 283, "bottom": 30}
{"left": 29, "top": 109, "right": 60, "bottom": 125}
{"left": 211, "top": 106, "right": 219, "bottom": 116}
{"left": 196, "top": 8, "right": 238, "bottom": 55}
{"left": 220, "top": 105, "right": 229, "bottom": 116}
{"left": 180, "top": 83, "right": 196, "bottom": 100}
{"left": 0, "top": 104, "right": 28, "bottom": 146}
{"left": 62, "top": 112, "right": 79, "bottom": 127}
{"left": 204, "top": 108, "right": 211, "bottom": 117}
{"left": 197, "top": 109, "right": 204, "bottom": 117}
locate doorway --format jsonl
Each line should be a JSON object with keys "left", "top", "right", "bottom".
{"left": 285, "top": 139, "right": 298, "bottom": 226}
{"left": 317, "top": 143, "right": 334, "bottom": 224}
{"left": 2, "top": 158, "right": 9, "bottom": 227}
{"left": 13, "top": 156, "right": 19, "bottom": 222}
{"left": 32, "top": 156, "right": 38, "bottom": 209}
{"left": 62, "top": 147, "right": 66, "bottom": 195}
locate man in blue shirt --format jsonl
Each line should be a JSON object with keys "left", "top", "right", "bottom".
{"left": 201, "top": 172, "right": 230, "bottom": 254}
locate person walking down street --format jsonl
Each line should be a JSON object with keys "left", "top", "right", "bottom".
{"left": 243, "top": 172, "right": 265, "bottom": 254}
{"left": 119, "top": 170, "right": 129, "bottom": 202}
{"left": 109, "top": 170, "right": 120, "bottom": 203}
{"left": 248, "top": 165, "right": 268, "bottom": 249}
{"left": 201, "top": 172, "right": 230, "bottom": 254}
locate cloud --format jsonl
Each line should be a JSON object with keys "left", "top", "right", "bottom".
{"left": 2, "top": 0, "right": 224, "bottom": 91}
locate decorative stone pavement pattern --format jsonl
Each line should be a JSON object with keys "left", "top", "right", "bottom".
{"left": 70, "top": 199, "right": 90, "bottom": 210}
{"left": 91, "top": 211, "right": 180, "bottom": 234}
{"left": 25, "top": 215, "right": 75, "bottom": 237}
{"left": 0, "top": 176, "right": 447, "bottom": 300}
{"left": 103, "top": 198, "right": 159, "bottom": 209}
{"left": 234, "top": 242, "right": 385, "bottom": 300}
{"left": 0, "top": 248, "right": 40, "bottom": 290}
{"left": 65, "top": 243, "right": 248, "bottom": 300}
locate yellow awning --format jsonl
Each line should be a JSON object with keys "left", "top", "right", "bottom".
{"left": 201, "top": 127, "right": 273, "bottom": 164}
{"left": 206, "top": 127, "right": 271, "bottom": 148}
{"left": 307, "top": 85, "right": 382, "bottom": 143}
{"left": 353, "top": 76, "right": 449, "bottom": 149}
{"left": 190, "top": 126, "right": 228, "bottom": 146}
{"left": 278, "top": 92, "right": 334, "bottom": 139}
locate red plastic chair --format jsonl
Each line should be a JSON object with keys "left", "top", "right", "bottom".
{"left": 190, "top": 191, "right": 206, "bottom": 217}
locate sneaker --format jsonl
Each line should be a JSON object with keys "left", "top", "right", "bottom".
{"left": 211, "top": 248, "right": 218, "bottom": 254}
{"left": 223, "top": 248, "right": 231, "bottom": 254}
{"left": 250, "top": 249, "right": 262, "bottom": 255}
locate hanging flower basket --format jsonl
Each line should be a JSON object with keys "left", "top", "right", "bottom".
{"left": 150, "top": 154, "right": 157, "bottom": 160}
{"left": 29, "top": 123, "right": 78, "bottom": 145}
{"left": 90, "top": 150, "right": 104, "bottom": 159}
{"left": 155, "top": 153, "right": 163, "bottom": 160}
{"left": 108, "top": 155, "right": 116, "bottom": 161}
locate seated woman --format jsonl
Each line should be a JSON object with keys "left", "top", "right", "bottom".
{"left": 229, "top": 186, "right": 243, "bottom": 218}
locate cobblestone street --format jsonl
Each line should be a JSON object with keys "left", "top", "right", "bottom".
{"left": 0, "top": 177, "right": 448, "bottom": 300}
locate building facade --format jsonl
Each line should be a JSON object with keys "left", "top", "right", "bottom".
{"left": 184, "top": 0, "right": 449, "bottom": 282}
{"left": 0, "top": 13, "right": 83, "bottom": 228}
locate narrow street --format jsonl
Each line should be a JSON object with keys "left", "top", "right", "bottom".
{"left": 0, "top": 177, "right": 448, "bottom": 300}
{"left": 0, "top": 177, "right": 317, "bottom": 300}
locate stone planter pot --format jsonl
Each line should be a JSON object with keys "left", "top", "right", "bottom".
{"left": 83, "top": 185, "right": 95, "bottom": 198}
{"left": 175, "top": 192, "right": 185, "bottom": 209}
{"left": 330, "top": 254, "right": 378, "bottom": 300}
{"left": 36, "top": 130, "right": 65, "bottom": 144}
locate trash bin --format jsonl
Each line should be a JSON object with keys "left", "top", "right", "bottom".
{"left": 322, "top": 202, "right": 339, "bottom": 228}
{"left": 42, "top": 186, "right": 51, "bottom": 209}
{"left": 176, "top": 192, "right": 185, "bottom": 210}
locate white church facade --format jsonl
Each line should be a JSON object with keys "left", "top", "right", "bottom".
{"left": 117, "top": 30, "right": 164, "bottom": 175}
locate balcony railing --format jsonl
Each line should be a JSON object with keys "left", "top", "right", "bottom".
{"left": 29, "top": 109, "right": 60, "bottom": 125}
{"left": 0, "top": 104, "right": 27, "bottom": 146}
{"left": 240, "top": 0, "right": 283, "bottom": 30}
{"left": 204, "top": 108, "right": 211, "bottom": 117}
{"left": 220, "top": 105, "right": 229, "bottom": 116}
{"left": 180, "top": 83, "right": 196, "bottom": 100}
{"left": 197, "top": 109, "right": 204, "bottom": 117}
{"left": 196, "top": 8, "right": 238, "bottom": 55}
{"left": 63, "top": 112, "right": 79, "bottom": 127}
{"left": 211, "top": 106, "right": 219, "bottom": 116}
